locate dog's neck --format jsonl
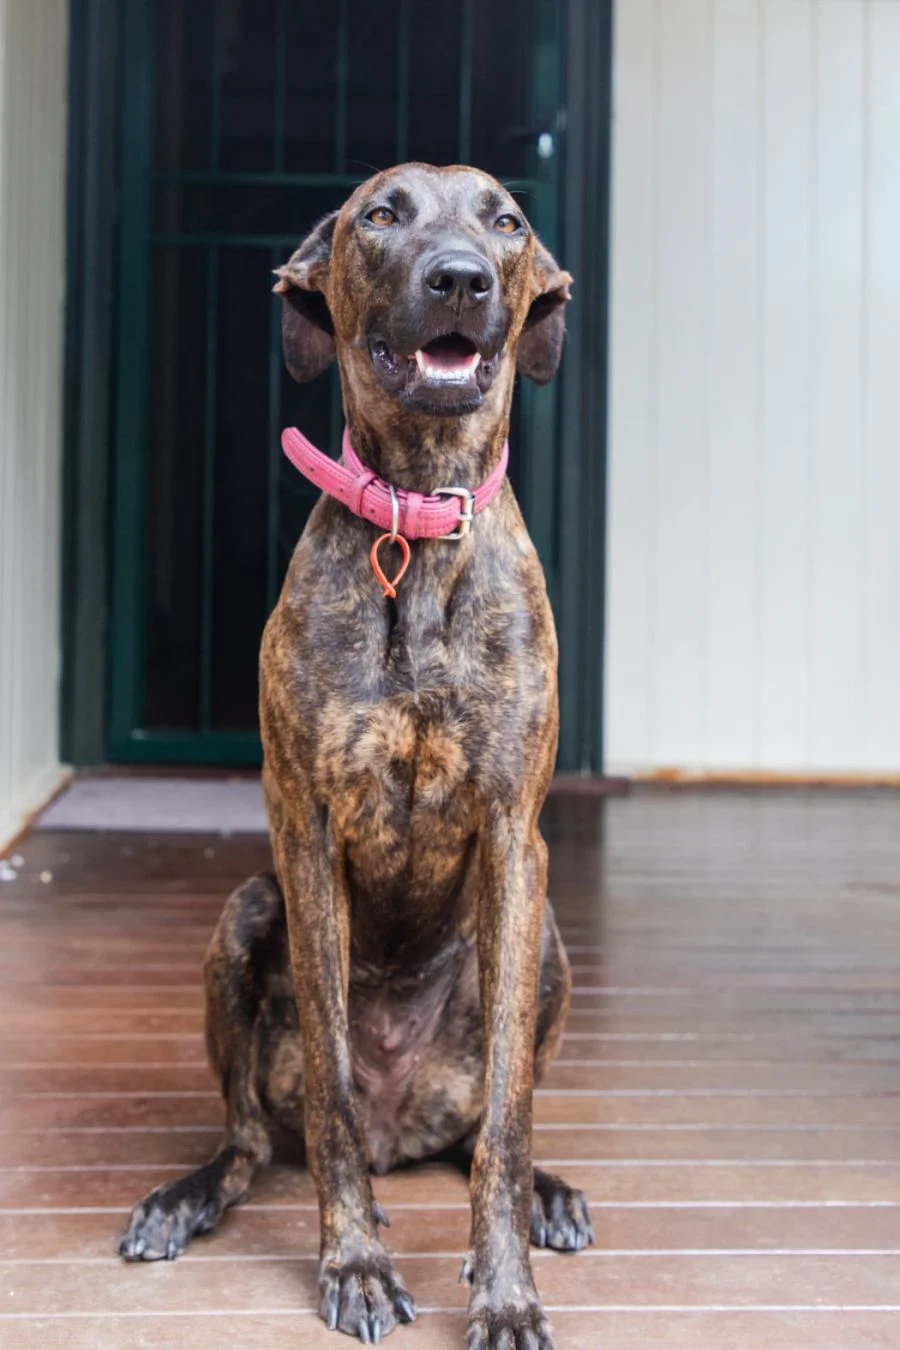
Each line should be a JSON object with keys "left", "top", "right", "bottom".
{"left": 340, "top": 371, "right": 514, "bottom": 495}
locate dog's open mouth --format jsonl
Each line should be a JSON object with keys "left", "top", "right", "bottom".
{"left": 414, "top": 334, "right": 481, "bottom": 382}
{"left": 369, "top": 333, "right": 498, "bottom": 412}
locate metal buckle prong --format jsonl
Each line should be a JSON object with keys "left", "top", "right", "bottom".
{"left": 388, "top": 485, "right": 400, "bottom": 543}
{"left": 436, "top": 486, "right": 475, "bottom": 540}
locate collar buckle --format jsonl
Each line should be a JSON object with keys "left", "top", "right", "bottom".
{"left": 436, "top": 486, "right": 475, "bottom": 540}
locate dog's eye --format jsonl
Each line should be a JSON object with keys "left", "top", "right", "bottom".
{"left": 495, "top": 214, "right": 522, "bottom": 235}
{"left": 366, "top": 207, "right": 397, "bottom": 227}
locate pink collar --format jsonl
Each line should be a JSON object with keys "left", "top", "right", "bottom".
{"left": 281, "top": 426, "right": 508, "bottom": 541}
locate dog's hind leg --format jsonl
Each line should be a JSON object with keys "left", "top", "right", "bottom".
{"left": 118, "top": 1139, "right": 266, "bottom": 1262}
{"left": 529, "top": 902, "right": 594, "bottom": 1253}
{"left": 119, "top": 873, "right": 285, "bottom": 1261}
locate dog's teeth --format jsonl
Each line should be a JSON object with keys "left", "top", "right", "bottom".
{"left": 414, "top": 350, "right": 481, "bottom": 382}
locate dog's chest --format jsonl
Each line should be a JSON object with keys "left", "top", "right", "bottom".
{"left": 314, "top": 582, "right": 538, "bottom": 828}
{"left": 316, "top": 688, "right": 480, "bottom": 839}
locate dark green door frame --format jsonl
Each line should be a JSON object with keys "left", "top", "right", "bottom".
{"left": 59, "top": 0, "right": 121, "bottom": 766}
{"left": 557, "top": 0, "right": 613, "bottom": 772}
{"left": 60, "top": 0, "right": 613, "bottom": 773}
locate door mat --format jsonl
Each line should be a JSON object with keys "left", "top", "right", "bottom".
{"left": 36, "top": 777, "right": 267, "bottom": 834}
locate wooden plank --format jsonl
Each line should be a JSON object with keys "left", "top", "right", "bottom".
{"left": 4, "top": 1252, "right": 900, "bottom": 1317}
{"left": 6, "top": 1202, "right": 900, "bottom": 1262}
{"left": 3, "top": 1161, "right": 900, "bottom": 1210}
{"left": 2, "top": 1312, "right": 900, "bottom": 1350}
{"left": 3, "top": 1124, "right": 900, "bottom": 1170}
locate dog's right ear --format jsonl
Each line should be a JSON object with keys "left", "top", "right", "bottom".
{"left": 272, "top": 211, "right": 338, "bottom": 382}
{"left": 516, "top": 239, "right": 573, "bottom": 386}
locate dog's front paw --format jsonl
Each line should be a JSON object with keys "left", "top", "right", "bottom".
{"left": 466, "top": 1292, "right": 556, "bottom": 1350}
{"left": 319, "top": 1241, "right": 416, "bottom": 1342}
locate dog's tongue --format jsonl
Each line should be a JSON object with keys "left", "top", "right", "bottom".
{"left": 415, "top": 335, "right": 481, "bottom": 379}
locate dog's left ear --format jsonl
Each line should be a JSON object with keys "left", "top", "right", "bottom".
{"left": 516, "top": 240, "right": 573, "bottom": 386}
{"left": 273, "top": 211, "right": 338, "bottom": 382}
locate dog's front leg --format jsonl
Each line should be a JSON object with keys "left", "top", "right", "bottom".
{"left": 465, "top": 808, "right": 556, "bottom": 1350}
{"left": 275, "top": 818, "right": 416, "bottom": 1343}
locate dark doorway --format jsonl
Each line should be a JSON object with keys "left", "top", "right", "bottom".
{"left": 63, "top": 0, "right": 612, "bottom": 771}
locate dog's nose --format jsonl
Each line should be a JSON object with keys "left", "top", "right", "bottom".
{"left": 424, "top": 252, "right": 494, "bottom": 309}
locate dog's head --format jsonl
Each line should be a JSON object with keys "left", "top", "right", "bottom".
{"left": 274, "top": 163, "right": 572, "bottom": 421}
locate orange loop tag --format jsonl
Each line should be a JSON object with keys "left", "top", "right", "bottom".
{"left": 370, "top": 533, "right": 411, "bottom": 599}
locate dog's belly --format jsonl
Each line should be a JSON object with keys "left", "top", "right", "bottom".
{"left": 263, "top": 936, "right": 483, "bottom": 1173}
{"left": 349, "top": 939, "right": 483, "bottom": 1173}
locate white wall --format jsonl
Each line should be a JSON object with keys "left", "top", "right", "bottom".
{"left": 0, "top": 0, "right": 69, "bottom": 846}
{"left": 605, "top": 0, "right": 900, "bottom": 776}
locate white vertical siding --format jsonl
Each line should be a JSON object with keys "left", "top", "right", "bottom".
{"left": 863, "top": 1, "right": 900, "bottom": 766}
{"left": 0, "top": 0, "right": 69, "bottom": 845}
{"left": 606, "top": 0, "right": 900, "bottom": 775}
{"left": 757, "top": 0, "right": 814, "bottom": 769}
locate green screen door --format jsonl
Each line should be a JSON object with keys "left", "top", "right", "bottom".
{"left": 108, "top": 0, "right": 565, "bottom": 764}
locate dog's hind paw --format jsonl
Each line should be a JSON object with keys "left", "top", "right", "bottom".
{"left": 319, "top": 1242, "right": 416, "bottom": 1342}
{"left": 530, "top": 1167, "right": 594, "bottom": 1252}
{"left": 119, "top": 1166, "right": 225, "bottom": 1261}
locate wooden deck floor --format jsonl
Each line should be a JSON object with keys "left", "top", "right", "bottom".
{"left": 2, "top": 789, "right": 900, "bottom": 1348}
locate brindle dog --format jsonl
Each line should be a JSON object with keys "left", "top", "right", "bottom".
{"left": 120, "top": 163, "right": 592, "bottom": 1348}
